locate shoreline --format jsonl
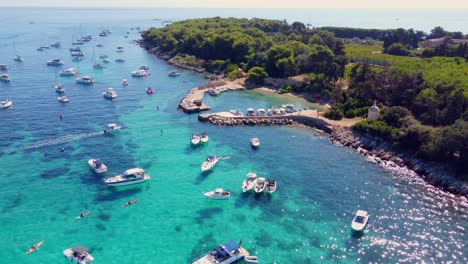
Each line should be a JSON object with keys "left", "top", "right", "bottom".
{"left": 141, "top": 42, "right": 467, "bottom": 198}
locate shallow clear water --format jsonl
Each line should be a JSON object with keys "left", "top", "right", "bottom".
{"left": 0, "top": 8, "right": 467, "bottom": 264}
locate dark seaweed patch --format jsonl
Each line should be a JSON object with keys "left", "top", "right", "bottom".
{"left": 40, "top": 167, "right": 70, "bottom": 179}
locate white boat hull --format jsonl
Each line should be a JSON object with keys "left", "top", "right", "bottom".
{"left": 105, "top": 175, "right": 150, "bottom": 187}
{"left": 201, "top": 159, "right": 219, "bottom": 172}
{"left": 87, "top": 160, "right": 107, "bottom": 174}
{"left": 63, "top": 249, "right": 94, "bottom": 264}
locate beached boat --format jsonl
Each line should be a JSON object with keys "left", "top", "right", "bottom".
{"left": 246, "top": 108, "right": 255, "bottom": 116}
{"left": 242, "top": 173, "right": 257, "bottom": 192}
{"left": 191, "top": 241, "right": 252, "bottom": 264}
{"left": 55, "top": 83, "right": 65, "bottom": 93}
{"left": 131, "top": 69, "right": 149, "bottom": 77}
{"left": 191, "top": 134, "right": 201, "bottom": 145}
{"left": 57, "top": 96, "right": 70, "bottom": 103}
{"left": 1, "top": 99, "right": 13, "bottom": 109}
{"left": 60, "top": 68, "right": 78, "bottom": 76}
{"left": 146, "top": 87, "right": 154, "bottom": 94}
{"left": 122, "top": 79, "right": 128, "bottom": 86}
{"left": 0, "top": 64, "right": 8, "bottom": 70}
{"left": 351, "top": 210, "right": 369, "bottom": 232}
{"left": 266, "top": 179, "right": 277, "bottom": 193}
{"left": 115, "top": 58, "right": 125, "bottom": 62}
{"left": 250, "top": 137, "right": 260, "bottom": 148}
{"left": 168, "top": 70, "right": 180, "bottom": 77}
{"left": 104, "top": 168, "right": 150, "bottom": 187}
{"left": 200, "top": 132, "right": 209, "bottom": 143}
{"left": 75, "top": 76, "right": 94, "bottom": 84}
{"left": 254, "top": 177, "right": 266, "bottom": 193}
{"left": 204, "top": 188, "right": 230, "bottom": 200}
{"left": 139, "top": 65, "right": 149, "bottom": 70}
{"left": 46, "top": 59, "right": 64, "bottom": 66}
{"left": 63, "top": 245, "right": 94, "bottom": 264}
{"left": 104, "top": 123, "right": 122, "bottom": 134}
{"left": 88, "top": 159, "right": 107, "bottom": 174}
{"left": 0, "top": 74, "right": 10, "bottom": 82}
{"left": 25, "top": 240, "right": 43, "bottom": 255}
{"left": 103, "top": 88, "right": 118, "bottom": 99}
{"left": 201, "top": 154, "right": 220, "bottom": 172}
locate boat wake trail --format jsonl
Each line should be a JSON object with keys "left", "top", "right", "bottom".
{"left": 19, "top": 131, "right": 104, "bottom": 151}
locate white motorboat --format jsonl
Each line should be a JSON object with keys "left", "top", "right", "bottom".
{"left": 99, "top": 55, "right": 108, "bottom": 59}
{"left": 47, "top": 59, "right": 64, "bottom": 66}
{"left": 60, "top": 68, "right": 78, "bottom": 76}
{"left": 58, "top": 96, "right": 70, "bottom": 103}
{"left": 14, "top": 55, "right": 24, "bottom": 62}
{"left": 69, "top": 47, "right": 81, "bottom": 52}
{"left": 191, "top": 241, "right": 250, "bottom": 264}
{"left": 266, "top": 179, "right": 277, "bottom": 193}
{"left": 351, "top": 210, "right": 369, "bottom": 232}
{"left": 201, "top": 154, "right": 220, "bottom": 172}
{"left": 71, "top": 51, "right": 85, "bottom": 56}
{"left": 104, "top": 123, "right": 122, "bottom": 134}
{"left": 103, "top": 88, "right": 118, "bottom": 99}
{"left": 250, "top": 137, "right": 260, "bottom": 148}
{"left": 104, "top": 168, "right": 150, "bottom": 187}
{"left": 168, "top": 70, "right": 180, "bottom": 77}
{"left": 131, "top": 69, "right": 149, "bottom": 77}
{"left": 75, "top": 76, "right": 94, "bottom": 84}
{"left": 72, "top": 40, "right": 84, "bottom": 45}
{"left": 204, "top": 188, "right": 230, "bottom": 200}
{"left": 191, "top": 134, "right": 201, "bottom": 145}
{"left": 0, "top": 64, "right": 8, "bottom": 70}
{"left": 51, "top": 41, "right": 61, "bottom": 48}
{"left": 244, "top": 255, "right": 259, "bottom": 263}
{"left": 96, "top": 44, "right": 104, "bottom": 47}
{"left": 1, "top": 99, "right": 13, "bottom": 109}
{"left": 63, "top": 245, "right": 94, "bottom": 264}
{"left": 246, "top": 108, "right": 255, "bottom": 116}
{"left": 200, "top": 132, "right": 209, "bottom": 143}
{"left": 256, "top": 108, "right": 266, "bottom": 116}
{"left": 0, "top": 74, "right": 10, "bottom": 82}
{"left": 88, "top": 159, "right": 107, "bottom": 174}
{"left": 93, "top": 62, "right": 105, "bottom": 69}
{"left": 122, "top": 79, "right": 128, "bottom": 86}
{"left": 115, "top": 58, "right": 125, "bottom": 62}
{"left": 55, "top": 83, "right": 65, "bottom": 93}
{"left": 103, "top": 58, "right": 110, "bottom": 64}
{"left": 254, "top": 177, "right": 266, "bottom": 193}
{"left": 116, "top": 47, "right": 124, "bottom": 52}
{"left": 242, "top": 173, "right": 257, "bottom": 192}
{"left": 139, "top": 65, "right": 149, "bottom": 70}
{"left": 208, "top": 89, "right": 220, "bottom": 96}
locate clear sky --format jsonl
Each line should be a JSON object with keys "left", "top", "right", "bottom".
{"left": 1, "top": 0, "right": 467, "bottom": 8}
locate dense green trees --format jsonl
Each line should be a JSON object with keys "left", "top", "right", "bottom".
{"left": 246, "top": 67, "right": 268, "bottom": 84}
{"left": 385, "top": 43, "right": 410, "bottom": 56}
{"left": 142, "top": 18, "right": 345, "bottom": 80}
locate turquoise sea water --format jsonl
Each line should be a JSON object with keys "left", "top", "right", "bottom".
{"left": 0, "top": 8, "right": 467, "bottom": 264}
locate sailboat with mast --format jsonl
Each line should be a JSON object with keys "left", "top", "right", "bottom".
{"left": 13, "top": 41, "right": 24, "bottom": 62}
{"left": 92, "top": 46, "right": 104, "bottom": 69}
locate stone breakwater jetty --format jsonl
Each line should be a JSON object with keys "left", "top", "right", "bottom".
{"left": 179, "top": 80, "right": 245, "bottom": 113}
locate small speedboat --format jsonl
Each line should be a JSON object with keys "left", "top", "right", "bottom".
{"left": 96, "top": 44, "right": 104, "bottom": 47}
{"left": 72, "top": 40, "right": 84, "bottom": 45}
{"left": 208, "top": 88, "right": 220, "bottom": 96}
{"left": 200, "top": 132, "right": 209, "bottom": 143}
{"left": 0, "top": 64, "right": 8, "bottom": 70}
{"left": 116, "top": 47, "right": 124, "bottom": 52}
{"left": 74, "top": 211, "right": 91, "bottom": 220}
{"left": 103, "top": 88, "right": 118, "bottom": 99}
{"left": 88, "top": 159, "right": 107, "bottom": 174}
{"left": 103, "top": 58, "right": 111, "bottom": 63}
{"left": 201, "top": 154, "right": 220, "bottom": 172}
{"left": 123, "top": 199, "right": 138, "bottom": 206}
{"left": 204, "top": 188, "right": 230, "bottom": 200}
{"left": 46, "top": 59, "right": 64, "bottom": 66}
{"left": 51, "top": 41, "right": 61, "bottom": 48}
{"left": 146, "top": 87, "right": 154, "bottom": 94}
{"left": 139, "top": 65, "right": 149, "bottom": 70}
{"left": 69, "top": 47, "right": 81, "bottom": 52}
{"left": 63, "top": 245, "right": 94, "bottom": 264}
{"left": 104, "top": 123, "right": 122, "bottom": 134}
{"left": 254, "top": 177, "right": 266, "bottom": 193}
{"left": 351, "top": 210, "right": 369, "bottom": 232}
{"left": 266, "top": 179, "right": 277, "bottom": 193}
{"left": 115, "top": 58, "right": 125, "bottom": 62}
{"left": 191, "top": 241, "right": 249, "bottom": 264}
{"left": 25, "top": 240, "right": 44, "bottom": 255}
{"left": 55, "top": 83, "right": 65, "bottom": 93}
{"left": 131, "top": 69, "right": 149, "bottom": 77}
{"left": 122, "top": 79, "right": 128, "bottom": 86}
{"left": 99, "top": 55, "right": 108, "bottom": 59}
{"left": 104, "top": 168, "right": 150, "bottom": 187}
{"left": 57, "top": 96, "right": 70, "bottom": 103}
{"left": 73, "top": 57, "right": 82, "bottom": 61}
{"left": 93, "top": 62, "right": 105, "bottom": 69}
{"left": 1, "top": 99, "right": 12, "bottom": 109}
{"left": 242, "top": 173, "right": 257, "bottom": 192}
{"left": 60, "top": 68, "right": 78, "bottom": 76}
{"left": 14, "top": 55, "right": 24, "bottom": 62}
{"left": 0, "top": 74, "right": 11, "bottom": 82}
{"left": 246, "top": 108, "right": 255, "bottom": 116}
{"left": 250, "top": 137, "right": 260, "bottom": 148}
{"left": 168, "top": 70, "right": 180, "bottom": 77}
{"left": 75, "top": 76, "right": 94, "bottom": 84}
{"left": 71, "top": 51, "right": 85, "bottom": 56}
{"left": 191, "top": 134, "right": 201, "bottom": 145}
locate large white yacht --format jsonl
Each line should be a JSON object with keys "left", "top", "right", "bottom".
{"left": 192, "top": 241, "right": 252, "bottom": 264}
{"left": 75, "top": 76, "right": 94, "bottom": 84}
{"left": 103, "top": 88, "right": 118, "bottom": 99}
{"left": 60, "top": 68, "right": 78, "bottom": 76}
{"left": 104, "top": 168, "right": 150, "bottom": 187}
{"left": 242, "top": 173, "right": 258, "bottom": 192}
{"left": 63, "top": 245, "right": 94, "bottom": 264}
{"left": 201, "top": 154, "right": 220, "bottom": 172}
{"left": 204, "top": 188, "right": 230, "bottom": 200}
{"left": 46, "top": 59, "right": 64, "bottom": 66}
{"left": 131, "top": 69, "right": 149, "bottom": 77}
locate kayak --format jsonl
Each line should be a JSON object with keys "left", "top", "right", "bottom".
{"left": 25, "top": 240, "right": 43, "bottom": 255}
{"left": 123, "top": 199, "right": 138, "bottom": 206}
{"left": 74, "top": 211, "right": 91, "bottom": 220}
